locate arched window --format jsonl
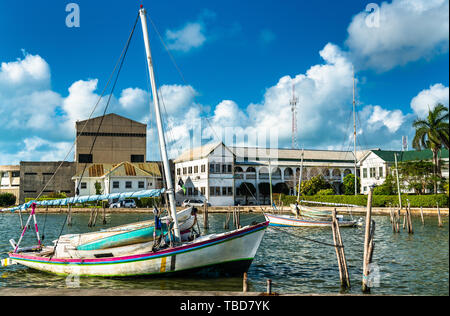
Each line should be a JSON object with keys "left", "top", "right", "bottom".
{"left": 284, "top": 168, "right": 294, "bottom": 179}
{"left": 344, "top": 169, "right": 352, "bottom": 177}
{"left": 259, "top": 167, "right": 269, "bottom": 179}
{"left": 332, "top": 169, "right": 341, "bottom": 177}
{"left": 272, "top": 168, "right": 282, "bottom": 179}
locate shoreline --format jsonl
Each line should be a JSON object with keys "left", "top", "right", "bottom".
{"left": 5, "top": 206, "right": 448, "bottom": 217}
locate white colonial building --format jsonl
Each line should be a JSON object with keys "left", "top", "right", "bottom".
{"left": 359, "top": 149, "right": 449, "bottom": 194}
{"left": 174, "top": 142, "right": 369, "bottom": 206}
{"left": 72, "top": 162, "right": 162, "bottom": 196}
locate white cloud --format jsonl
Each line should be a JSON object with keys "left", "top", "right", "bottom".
{"left": 410, "top": 83, "right": 449, "bottom": 117}
{"left": 166, "top": 22, "right": 207, "bottom": 52}
{"left": 345, "top": 0, "right": 449, "bottom": 71}
{"left": 367, "top": 105, "right": 405, "bottom": 133}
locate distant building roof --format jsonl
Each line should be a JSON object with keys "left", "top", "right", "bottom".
{"left": 174, "top": 142, "right": 370, "bottom": 164}
{"left": 370, "top": 148, "right": 449, "bottom": 163}
{"left": 72, "top": 162, "right": 161, "bottom": 179}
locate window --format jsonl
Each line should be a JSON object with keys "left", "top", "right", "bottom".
{"left": 113, "top": 181, "right": 120, "bottom": 189}
{"left": 188, "top": 166, "right": 193, "bottom": 174}
{"left": 131, "top": 155, "right": 144, "bottom": 163}
{"left": 25, "top": 173, "right": 37, "bottom": 176}
{"left": 177, "top": 168, "right": 181, "bottom": 176}
{"left": 79, "top": 154, "right": 93, "bottom": 163}
{"left": 11, "top": 171, "right": 20, "bottom": 178}
{"left": 201, "top": 187, "right": 206, "bottom": 195}
{"left": 210, "top": 164, "right": 215, "bottom": 173}
{"left": 81, "top": 182, "right": 87, "bottom": 189}
{"left": 215, "top": 187, "right": 221, "bottom": 196}
{"left": 194, "top": 166, "right": 198, "bottom": 174}
{"left": 126, "top": 181, "right": 132, "bottom": 189}
{"left": 187, "top": 187, "right": 193, "bottom": 196}
{"left": 363, "top": 168, "right": 368, "bottom": 178}
{"left": 379, "top": 167, "right": 384, "bottom": 178}
{"left": 138, "top": 181, "right": 145, "bottom": 189}
{"left": 370, "top": 168, "right": 376, "bottom": 178}
{"left": 183, "top": 167, "right": 187, "bottom": 175}
{"left": 201, "top": 165, "right": 206, "bottom": 173}
{"left": 222, "top": 165, "right": 227, "bottom": 173}
{"left": 210, "top": 187, "right": 215, "bottom": 196}
{"left": 228, "top": 165, "right": 232, "bottom": 173}
{"left": 215, "top": 164, "right": 221, "bottom": 173}
{"left": 228, "top": 187, "right": 233, "bottom": 196}
{"left": 222, "top": 187, "right": 227, "bottom": 196}
{"left": 1, "top": 172, "right": 8, "bottom": 178}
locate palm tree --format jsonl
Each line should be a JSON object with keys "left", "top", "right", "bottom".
{"left": 412, "top": 103, "right": 449, "bottom": 192}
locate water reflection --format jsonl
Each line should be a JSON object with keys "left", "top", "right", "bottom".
{"left": 0, "top": 212, "right": 448, "bottom": 295}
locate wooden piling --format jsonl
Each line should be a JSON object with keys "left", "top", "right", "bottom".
{"left": 102, "top": 203, "right": 107, "bottom": 225}
{"left": 266, "top": 279, "right": 272, "bottom": 295}
{"left": 243, "top": 273, "right": 248, "bottom": 293}
{"left": 67, "top": 205, "right": 72, "bottom": 227}
{"left": 406, "top": 202, "right": 413, "bottom": 234}
{"left": 331, "top": 208, "right": 350, "bottom": 289}
{"left": 362, "top": 187, "right": 374, "bottom": 293}
{"left": 203, "top": 203, "right": 209, "bottom": 229}
{"left": 420, "top": 206, "right": 424, "bottom": 226}
{"left": 437, "top": 203, "right": 442, "bottom": 227}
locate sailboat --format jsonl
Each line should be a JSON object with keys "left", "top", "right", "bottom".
{"left": 1, "top": 6, "right": 268, "bottom": 277}
{"left": 264, "top": 151, "right": 359, "bottom": 228}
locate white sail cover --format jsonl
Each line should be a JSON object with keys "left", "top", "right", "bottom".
{"left": 1, "top": 189, "right": 165, "bottom": 213}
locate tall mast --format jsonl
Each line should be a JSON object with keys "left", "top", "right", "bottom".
{"left": 290, "top": 84, "right": 299, "bottom": 150}
{"left": 139, "top": 7, "right": 180, "bottom": 241}
{"left": 353, "top": 68, "right": 357, "bottom": 196}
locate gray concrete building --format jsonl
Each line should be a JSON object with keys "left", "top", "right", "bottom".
{"left": 0, "top": 165, "right": 21, "bottom": 204}
{"left": 75, "top": 113, "right": 147, "bottom": 164}
{"left": 19, "top": 161, "right": 76, "bottom": 203}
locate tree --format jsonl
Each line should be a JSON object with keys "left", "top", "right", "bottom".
{"left": 412, "top": 103, "right": 449, "bottom": 192}
{"left": 373, "top": 174, "right": 397, "bottom": 195}
{"left": 273, "top": 182, "right": 290, "bottom": 195}
{"left": 0, "top": 193, "right": 16, "bottom": 207}
{"left": 94, "top": 181, "right": 103, "bottom": 195}
{"left": 398, "top": 160, "right": 436, "bottom": 194}
{"left": 238, "top": 182, "right": 256, "bottom": 205}
{"left": 342, "top": 174, "right": 360, "bottom": 195}
{"left": 258, "top": 182, "right": 271, "bottom": 205}
{"left": 300, "top": 175, "right": 331, "bottom": 196}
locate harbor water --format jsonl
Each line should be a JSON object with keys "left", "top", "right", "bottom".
{"left": 0, "top": 211, "right": 448, "bottom": 295}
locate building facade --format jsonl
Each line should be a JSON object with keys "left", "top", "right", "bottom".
{"left": 19, "top": 161, "right": 76, "bottom": 203}
{"left": 359, "top": 149, "right": 449, "bottom": 194}
{"left": 0, "top": 165, "right": 20, "bottom": 204}
{"left": 75, "top": 113, "right": 147, "bottom": 164}
{"left": 72, "top": 162, "right": 162, "bottom": 196}
{"left": 174, "top": 142, "right": 368, "bottom": 206}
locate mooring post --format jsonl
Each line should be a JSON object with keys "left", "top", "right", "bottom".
{"left": 437, "top": 202, "right": 442, "bottom": 227}
{"left": 266, "top": 279, "right": 272, "bottom": 295}
{"left": 67, "top": 204, "right": 72, "bottom": 227}
{"left": 420, "top": 206, "right": 424, "bottom": 226}
{"left": 362, "top": 187, "right": 374, "bottom": 293}
{"left": 407, "top": 202, "right": 413, "bottom": 234}
{"left": 243, "top": 272, "right": 248, "bottom": 293}
{"left": 203, "top": 202, "right": 209, "bottom": 229}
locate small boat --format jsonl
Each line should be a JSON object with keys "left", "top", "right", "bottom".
{"left": 1, "top": 5, "right": 269, "bottom": 277}
{"left": 264, "top": 213, "right": 358, "bottom": 228}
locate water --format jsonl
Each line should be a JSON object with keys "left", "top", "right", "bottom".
{"left": 0, "top": 211, "right": 448, "bottom": 295}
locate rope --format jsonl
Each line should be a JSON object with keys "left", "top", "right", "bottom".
{"left": 49, "top": 13, "right": 140, "bottom": 251}
{"left": 269, "top": 226, "right": 344, "bottom": 248}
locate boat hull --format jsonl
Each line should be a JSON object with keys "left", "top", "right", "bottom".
{"left": 8, "top": 222, "right": 268, "bottom": 277}
{"left": 265, "top": 214, "right": 356, "bottom": 228}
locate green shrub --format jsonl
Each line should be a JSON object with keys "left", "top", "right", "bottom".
{"left": 317, "top": 189, "right": 335, "bottom": 196}
{"left": 280, "top": 194, "right": 448, "bottom": 208}
{"left": 0, "top": 193, "right": 16, "bottom": 207}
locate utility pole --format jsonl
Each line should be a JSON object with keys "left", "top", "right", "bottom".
{"left": 353, "top": 68, "right": 358, "bottom": 196}
{"left": 290, "top": 84, "right": 299, "bottom": 150}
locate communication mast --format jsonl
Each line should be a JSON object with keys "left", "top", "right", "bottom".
{"left": 290, "top": 84, "right": 299, "bottom": 149}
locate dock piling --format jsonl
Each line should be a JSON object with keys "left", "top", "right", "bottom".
{"left": 362, "top": 187, "right": 375, "bottom": 293}
{"left": 437, "top": 203, "right": 442, "bottom": 227}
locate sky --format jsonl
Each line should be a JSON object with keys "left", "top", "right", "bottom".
{"left": 0, "top": 0, "right": 448, "bottom": 164}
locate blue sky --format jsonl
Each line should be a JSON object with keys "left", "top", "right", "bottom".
{"left": 0, "top": 0, "right": 448, "bottom": 163}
